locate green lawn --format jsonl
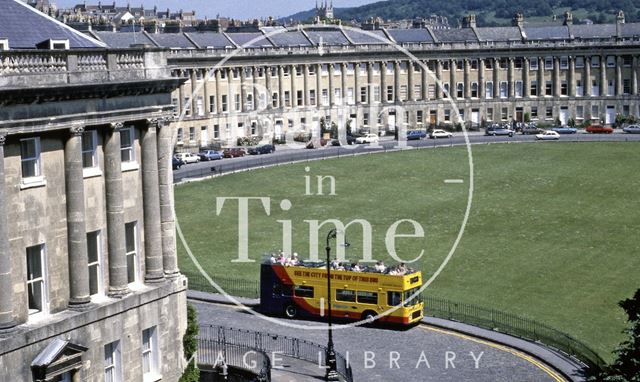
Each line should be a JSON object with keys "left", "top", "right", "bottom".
{"left": 175, "top": 142, "right": 640, "bottom": 361}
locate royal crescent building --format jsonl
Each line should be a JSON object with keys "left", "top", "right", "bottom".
{"left": 88, "top": 12, "right": 640, "bottom": 149}
{"left": 0, "top": 1, "right": 187, "bottom": 381}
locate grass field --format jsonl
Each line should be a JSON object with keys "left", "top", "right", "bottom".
{"left": 175, "top": 142, "right": 640, "bottom": 360}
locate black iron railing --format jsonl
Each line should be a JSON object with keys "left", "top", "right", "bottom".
{"left": 199, "top": 325, "right": 354, "bottom": 382}
{"left": 198, "top": 340, "right": 271, "bottom": 381}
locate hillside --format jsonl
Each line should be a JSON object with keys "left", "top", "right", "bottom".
{"left": 286, "top": 0, "right": 639, "bottom": 26}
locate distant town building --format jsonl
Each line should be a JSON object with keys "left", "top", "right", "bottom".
{"left": 316, "top": 0, "right": 334, "bottom": 20}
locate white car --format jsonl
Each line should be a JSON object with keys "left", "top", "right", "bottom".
{"left": 429, "top": 129, "right": 453, "bottom": 139}
{"left": 535, "top": 130, "right": 560, "bottom": 140}
{"left": 355, "top": 134, "right": 379, "bottom": 144}
{"left": 174, "top": 152, "right": 200, "bottom": 164}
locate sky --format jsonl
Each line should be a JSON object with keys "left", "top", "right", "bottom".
{"left": 53, "top": 0, "right": 381, "bottom": 19}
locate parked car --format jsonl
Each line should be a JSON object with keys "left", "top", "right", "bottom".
{"left": 550, "top": 125, "right": 577, "bottom": 134}
{"left": 223, "top": 148, "right": 246, "bottom": 158}
{"left": 485, "top": 126, "right": 514, "bottom": 137}
{"left": 535, "top": 130, "right": 560, "bottom": 140}
{"left": 174, "top": 152, "right": 199, "bottom": 164}
{"left": 406, "top": 130, "right": 427, "bottom": 140}
{"left": 521, "top": 125, "right": 544, "bottom": 135}
{"left": 622, "top": 124, "right": 640, "bottom": 134}
{"left": 355, "top": 133, "right": 379, "bottom": 144}
{"left": 329, "top": 135, "right": 357, "bottom": 146}
{"left": 248, "top": 144, "right": 276, "bottom": 155}
{"left": 585, "top": 124, "right": 613, "bottom": 134}
{"left": 172, "top": 156, "right": 184, "bottom": 170}
{"left": 429, "top": 129, "right": 452, "bottom": 139}
{"left": 198, "top": 150, "right": 223, "bottom": 161}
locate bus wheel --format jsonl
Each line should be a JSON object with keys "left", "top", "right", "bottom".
{"left": 284, "top": 305, "right": 298, "bottom": 319}
{"left": 362, "top": 310, "right": 377, "bottom": 324}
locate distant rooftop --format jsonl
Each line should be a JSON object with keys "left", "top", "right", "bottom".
{"left": 0, "top": 0, "right": 105, "bottom": 49}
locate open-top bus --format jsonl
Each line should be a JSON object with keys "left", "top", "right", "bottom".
{"left": 260, "top": 259, "right": 424, "bottom": 326}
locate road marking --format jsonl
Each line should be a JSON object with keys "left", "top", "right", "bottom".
{"left": 420, "top": 325, "right": 566, "bottom": 382}
{"left": 444, "top": 179, "right": 464, "bottom": 184}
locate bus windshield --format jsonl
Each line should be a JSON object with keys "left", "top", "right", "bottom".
{"left": 403, "top": 287, "right": 421, "bottom": 307}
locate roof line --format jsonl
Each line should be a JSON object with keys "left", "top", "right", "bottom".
{"left": 142, "top": 30, "right": 160, "bottom": 47}
{"left": 298, "top": 28, "right": 315, "bottom": 47}
{"left": 425, "top": 25, "right": 439, "bottom": 44}
{"left": 221, "top": 32, "right": 239, "bottom": 49}
{"left": 11, "top": 0, "right": 107, "bottom": 48}
{"left": 183, "top": 32, "right": 201, "bottom": 49}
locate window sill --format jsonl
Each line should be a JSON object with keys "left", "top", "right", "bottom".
{"left": 143, "top": 373, "right": 163, "bottom": 382}
{"left": 121, "top": 161, "right": 139, "bottom": 172}
{"left": 83, "top": 167, "right": 103, "bottom": 179}
{"left": 20, "top": 176, "right": 46, "bottom": 190}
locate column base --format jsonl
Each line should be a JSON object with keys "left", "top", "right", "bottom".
{"left": 0, "top": 320, "right": 18, "bottom": 335}
{"left": 164, "top": 270, "right": 181, "bottom": 279}
{"left": 108, "top": 286, "right": 131, "bottom": 299}
{"left": 68, "top": 299, "right": 94, "bottom": 312}
{"left": 145, "top": 273, "right": 166, "bottom": 284}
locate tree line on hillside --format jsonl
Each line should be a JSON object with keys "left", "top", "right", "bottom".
{"left": 324, "top": 0, "right": 639, "bottom": 25}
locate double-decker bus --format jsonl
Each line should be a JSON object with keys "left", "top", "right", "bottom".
{"left": 260, "top": 259, "right": 424, "bottom": 326}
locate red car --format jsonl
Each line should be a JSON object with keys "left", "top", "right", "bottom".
{"left": 585, "top": 124, "right": 613, "bottom": 134}
{"left": 223, "top": 148, "right": 246, "bottom": 158}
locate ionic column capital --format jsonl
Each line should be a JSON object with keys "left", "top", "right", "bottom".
{"left": 69, "top": 125, "right": 85, "bottom": 136}
{"left": 109, "top": 122, "right": 124, "bottom": 131}
{"left": 0, "top": 134, "right": 6, "bottom": 146}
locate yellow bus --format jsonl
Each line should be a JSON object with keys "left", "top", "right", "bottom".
{"left": 260, "top": 260, "right": 424, "bottom": 326}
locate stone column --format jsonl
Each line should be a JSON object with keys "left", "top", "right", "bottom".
{"left": 316, "top": 63, "right": 322, "bottom": 107}
{"left": 523, "top": 58, "right": 529, "bottom": 97}
{"left": 105, "top": 123, "right": 130, "bottom": 297}
{"left": 0, "top": 134, "right": 16, "bottom": 331}
{"left": 493, "top": 58, "right": 500, "bottom": 98}
{"left": 449, "top": 59, "right": 457, "bottom": 100}
{"left": 252, "top": 67, "right": 259, "bottom": 110}
{"left": 291, "top": 64, "right": 297, "bottom": 108}
{"left": 478, "top": 58, "right": 485, "bottom": 99}
{"left": 278, "top": 65, "right": 284, "bottom": 108}
{"left": 157, "top": 120, "right": 179, "bottom": 278}
{"left": 240, "top": 66, "right": 247, "bottom": 112}
{"left": 408, "top": 61, "right": 415, "bottom": 102}
{"left": 227, "top": 68, "right": 235, "bottom": 112}
{"left": 203, "top": 70, "right": 210, "bottom": 115}
{"left": 394, "top": 61, "right": 401, "bottom": 102}
{"left": 380, "top": 61, "right": 387, "bottom": 102}
{"left": 633, "top": 56, "right": 638, "bottom": 95}
{"left": 354, "top": 63, "right": 360, "bottom": 105}
{"left": 616, "top": 56, "right": 623, "bottom": 96}
{"left": 463, "top": 59, "right": 471, "bottom": 99}
{"left": 600, "top": 55, "right": 607, "bottom": 96}
{"left": 341, "top": 62, "right": 348, "bottom": 105}
{"left": 142, "top": 120, "right": 164, "bottom": 283}
{"left": 328, "top": 63, "right": 335, "bottom": 106}
{"left": 508, "top": 58, "right": 515, "bottom": 98}
{"left": 214, "top": 69, "right": 222, "bottom": 113}
{"left": 538, "top": 56, "right": 545, "bottom": 96}
{"left": 435, "top": 60, "right": 443, "bottom": 99}
{"left": 190, "top": 69, "right": 198, "bottom": 114}
{"left": 569, "top": 57, "right": 576, "bottom": 97}
{"left": 303, "top": 64, "right": 310, "bottom": 106}
{"left": 585, "top": 56, "right": 592, "bottom": 97}
{"left": 265, "top": 66, "right": 272, "bottom": 109}
{"left": 421, "top": 60, "right": 428, "bottom": 100}
{"left": 366, "top": 62, "right": 373, "bottom": 105}
{"left": 553, "top": 57, "right": 561, "bottom": 97}
{"left": 65, "top": 126, "right": 92, "bottom": 309}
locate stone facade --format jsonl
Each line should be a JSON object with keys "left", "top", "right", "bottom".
{"left": 0, "top": 47, "right": 187, "bottom": 381}
{"left": 90, "top": 14, "right": 639, "bottom": 151}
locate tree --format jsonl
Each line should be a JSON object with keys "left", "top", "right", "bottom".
{"left": 591, "top": 289, "right": 640, "bottom": 381}
{"left": 179, "top": 304, "right": 200, "bottom": 382}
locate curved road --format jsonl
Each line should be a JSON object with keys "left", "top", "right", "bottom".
{"left": 194, "top": 301, "right": 566, "bottom": 382}
{"left": 174, "top": 131, "right": 640, "bottom": 183}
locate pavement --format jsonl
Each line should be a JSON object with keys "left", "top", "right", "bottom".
{"left": 188, "top": 290, "right": 587, "bottom": 382}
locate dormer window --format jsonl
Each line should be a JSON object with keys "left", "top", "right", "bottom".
{"left": 36, "top": 39, "right": 69, "bottom": 50}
